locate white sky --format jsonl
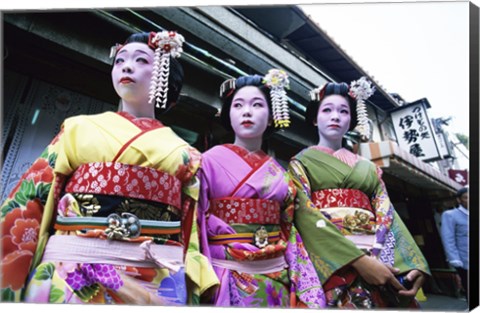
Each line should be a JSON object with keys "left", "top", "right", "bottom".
{"left": 299, "top": 0, "right": 472, "bottom": 137}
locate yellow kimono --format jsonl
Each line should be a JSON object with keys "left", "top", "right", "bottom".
{"left": 1, "top": 111, "right": 218, "bottom": 304}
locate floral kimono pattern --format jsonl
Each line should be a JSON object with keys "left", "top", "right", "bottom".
{"left": 1, "top": 111, "right": 218, "bottom": 304}
{"left": 288, "top": 146, "right": 430, "bottom": 309}
{"left": 198, "top": 144, "right": 325, "bottom": 308}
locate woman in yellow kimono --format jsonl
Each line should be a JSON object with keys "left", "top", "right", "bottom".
{"left": 1, "top": 31, "right": 217, "bottom": 304}
{"left": 288, "top": 79, "right": 429, "bottom": 308}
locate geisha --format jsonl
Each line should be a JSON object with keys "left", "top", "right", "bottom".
{"left": 288, "top": 79, "right": 430, "bottom": 308}
{"left": 197, "top": 70, "right": 325, "bottom": 308}
{"left": 0, "top": 31, "right": 218, "bottom": 304}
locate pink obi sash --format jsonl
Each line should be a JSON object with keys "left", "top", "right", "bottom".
{"left": 210, "top": 197, "right": 281, "bottom": 225}
{"left": 311, "top": 188, "right": 373, "bottom": 212}
{"left": 42, "top": 235, "right": 184, "bottom": 273}
{"left": 211, "top": 256, "right": 287, "bottom": 274}
{"left": 65, "top": 162, "right": 182, "bottom": 208}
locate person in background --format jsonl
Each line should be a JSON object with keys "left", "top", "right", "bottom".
{"left": 441, "top": 186, "right": 469, "bottom": 302}
{"left": 1, "top": 30, "right": 218, "bottom": 304}
{"left": 288, "top": 78, "right": 430, "bottom": 309}
{"left": 197, "top": 70, "right": 325, "bottom": 308}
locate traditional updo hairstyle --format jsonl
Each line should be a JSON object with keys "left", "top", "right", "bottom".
{"left": 305, "top": 82, "right": 357, "bottom": 131}
{"left": 219, "top": 75, "right": 273, "bottom": 133}
{"left": 115, "top": 32, "right": 184, "bottom": 114}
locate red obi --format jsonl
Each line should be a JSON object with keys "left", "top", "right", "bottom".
{"left": 210, "top": 197, "right": 281, "bottom": 225}
{"left": 65, "top": 162, "right": 182, "bottom": 208}
{"left": 311, "top": 188, "right": 373, "bottom": 212}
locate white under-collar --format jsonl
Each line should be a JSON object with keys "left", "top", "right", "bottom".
{"left": 457, "top": 205, "right": 469, "bottom": 216}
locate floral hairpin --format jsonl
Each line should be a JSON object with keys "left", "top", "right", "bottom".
{"left": 263, "top": 69, "right": 290, "bottom": 128}
{"left": 349, "top": 76, "right": 375, "bottom": 141}
{"left": 148, "top": 31, "right": 185, "bottom": 109}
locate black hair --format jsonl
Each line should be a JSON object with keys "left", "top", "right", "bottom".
{"left": 305, "top": 82, "right": 357, "bottom": 131}
{"left": 118, "top": 32, "right": 184, "bottom": 113}
{"left": 456, "top": 187, "right": 468, "bottom": 198}
{"left": 220, "top": 75, "right": 273, "bottom": 133}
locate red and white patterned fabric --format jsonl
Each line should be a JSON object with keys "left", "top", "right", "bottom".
{"left": 210, "top": 197, "right": 280, "bottom": 225}
{"left": 65, "top": 162, "right": 182, "bottom": 208}
{"left": 311, "top": 188, "right": 373, "bottom": 213}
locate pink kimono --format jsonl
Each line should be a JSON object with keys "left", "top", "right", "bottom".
{"left": 197, "top": 144, "right": 325, "bottom": 308}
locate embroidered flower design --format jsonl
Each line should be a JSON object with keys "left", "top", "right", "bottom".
{"left": 1, "top": 200, "right": 43, "bottom": 290}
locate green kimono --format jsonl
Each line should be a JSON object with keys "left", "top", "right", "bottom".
{"left": 289, "top": 146, "right": 430, "bottom": 308}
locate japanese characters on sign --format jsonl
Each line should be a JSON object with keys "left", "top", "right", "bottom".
{"left": 390, "top": 99, "right": 441, "bottom": 162}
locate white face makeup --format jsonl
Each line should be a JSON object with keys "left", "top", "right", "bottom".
{"left": 111, "top": 42, "right": 154, "bottom": 106}
{"left": 316, "top": 94, "right": 351, "bottom": 145}
{"left": 229, "top": 85, "right": 270, "bottom": 141}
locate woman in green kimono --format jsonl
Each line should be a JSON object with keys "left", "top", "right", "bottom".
{"left": 288, "top": 80, "right": 430, "bottom": 308}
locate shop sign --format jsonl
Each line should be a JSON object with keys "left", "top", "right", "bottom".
{"left": 390, "top": 98, "right": 442, "bottom": 162}
{"left": 448, "top": 169, "right": 468, "bottom": 186}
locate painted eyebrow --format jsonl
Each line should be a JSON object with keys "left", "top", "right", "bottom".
{"left": 117, "top": 49, "right": 151, "bottom": 56}
{"left": 234, "top": 96, "right": 266, "bottom": 101}
{"left": 321, "top": 102, "right": 349, "bottom": 108}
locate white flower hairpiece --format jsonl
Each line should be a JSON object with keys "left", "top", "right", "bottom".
{"left": 349, "top": 76, "right": 375, "bottom": 141}
{"left": 148, "top": 31, "right": 185, "bottom": 109}
{"left": 263, "top": 69, "right": 291, "bottom": 128}
{"left": 349, "top": 76, "right": 375, "bottom": 101}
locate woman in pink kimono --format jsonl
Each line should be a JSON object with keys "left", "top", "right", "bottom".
{"left": 197, "top": 70, "right": 325, "bottom": 308}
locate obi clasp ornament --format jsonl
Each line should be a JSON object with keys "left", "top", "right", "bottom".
{"left": 253, "top": 226, "right": 269, "bottom": 248}
{"left": 105, "top": 213, "right": 141, "bottom": 240}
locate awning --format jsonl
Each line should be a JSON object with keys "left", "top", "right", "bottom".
{"left": 359, "top": 141, "right": 462, "bottom": 193}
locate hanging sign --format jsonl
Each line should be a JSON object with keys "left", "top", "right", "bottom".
{"left": 390, "top": 98, "right": 442, "bottom": 162}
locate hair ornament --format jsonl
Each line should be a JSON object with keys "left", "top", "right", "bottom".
{"left": 109, "top": 43, "right": 124, "bottom": 59}
{"left": 148, "top": 31, "right": 185, "bottom": 109}
{"left": 309, "top": 83, "right": 327, "bottom": 102}
{"left": 263, "top": 69, "right": 291, "bottom": 128}
{"left": 349, "top": 76, "right": 375, "bottom": 141}
{"left": 219, "top": 78, "right": 236, "bottom": 98}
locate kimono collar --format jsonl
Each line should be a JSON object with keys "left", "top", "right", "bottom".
{"left": 311, "top": 146, "right": 359, "bottom": 168}
{"left": 224, "top": 144, "right": 269, "bottom": 168}
{"left": 117, "top": 111, "right": 164, "bottom": 130}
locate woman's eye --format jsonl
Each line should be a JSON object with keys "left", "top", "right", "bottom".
{"left": 232, "top": 102, "right": 242, "bottom": 108}
{"left": 341, "top": 109, "right": 349, "bottom": 114}
{"left": 114, "top": 58, "right": 124, "bottom": 64}
{"left": 322, "top": 108, "right": 331, "bottom": 112}
{"left": 253, "top": 102, "right": 264, "bottom": 107}
{"left": 137, "top": 57, "right": 149, "bottom": 64}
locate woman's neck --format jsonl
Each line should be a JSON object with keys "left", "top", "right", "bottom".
{"left": 233, "top": 136, "right": 262, "bottom": 152}
{"left": 121, "top": 100, "right": 155, "bottom": 119}
{"left": 317, "top": 138, "right": 342, "bottom": 151}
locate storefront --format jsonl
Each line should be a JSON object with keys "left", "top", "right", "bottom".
{"left": 1, "top": 6, "right": 465, "bottom": 295}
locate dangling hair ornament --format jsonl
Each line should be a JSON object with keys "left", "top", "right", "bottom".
{"left": 148, "top": 31, "right": 185, "bottom": 109}
{"left": 348, "top": 76, "right": 375, "bottom": 141}
{"left": 263, "top": 69, "right": 290, "bottom": 128}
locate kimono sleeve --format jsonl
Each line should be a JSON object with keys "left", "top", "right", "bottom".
{"left": 372, "top": 166, "right": 430, "bottom": 275}
{"left": 288, "top": 159, "right": 364, "bottom": 284}
{"left": 181, "top": 148, "right": 219, "bottom": 304}
{"left": 1, "top": 129, "right": 63, "bottom": 302}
